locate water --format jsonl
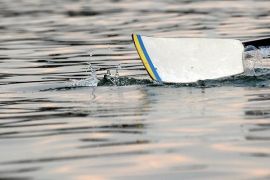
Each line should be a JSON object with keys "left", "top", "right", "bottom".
{"left": 1, "top": 0, "right": 270, "bottom": 179}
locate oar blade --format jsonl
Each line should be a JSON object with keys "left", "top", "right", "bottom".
{"left": 132, "top": 34, "right": 244, "bottom": 83}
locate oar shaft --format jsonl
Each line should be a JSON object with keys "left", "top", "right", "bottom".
{"left": 242, "top": 37, "right": 270, "bottom": 48}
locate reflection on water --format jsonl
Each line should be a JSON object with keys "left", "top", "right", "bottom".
{"left": 0, "top": 0, "right": 270, "bottom": 179}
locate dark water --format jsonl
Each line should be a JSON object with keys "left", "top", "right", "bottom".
{"left": 1, "top": 0, "right": 270, "bottom": 179}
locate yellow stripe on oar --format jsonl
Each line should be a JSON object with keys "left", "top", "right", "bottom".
{"left": 132, "top": 34, "right": 157, "bottom": 80}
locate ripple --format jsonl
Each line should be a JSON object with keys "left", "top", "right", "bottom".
{"left": 1, "top": 0, "right": 270, "bottom": 179}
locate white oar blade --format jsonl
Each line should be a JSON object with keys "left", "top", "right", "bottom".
{"left": 132, "top": 34, "right": 244, "bottom": 83}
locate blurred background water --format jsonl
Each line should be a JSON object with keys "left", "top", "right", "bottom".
{"left": 0, "top": 0, "right": 270, "bottom": 179}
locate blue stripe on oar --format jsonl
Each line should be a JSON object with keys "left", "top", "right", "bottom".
{"left": 137, "top": 35, "right": 161, "bottom": 81}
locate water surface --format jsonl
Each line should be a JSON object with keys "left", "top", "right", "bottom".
{"left": 0, "top": 0, "right": 270, "bottom": 179}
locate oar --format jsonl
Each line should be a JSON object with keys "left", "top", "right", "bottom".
{"left": 242, "top": 37, "right": 270, "bottom": 48}
{"left": 132, "top": 34, "right": 270, "bottom": 83}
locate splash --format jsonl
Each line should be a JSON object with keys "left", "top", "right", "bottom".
{"left": 67, "top": 47, "right": 123, "bottom": 87}
{"left": 98, "top": 64, "right": 123, "bottom": 86}
{"left": 68, "top": 50, "right": 99, "bottom": 87}
{"left": 243, "top": 46, "right": 270, "bottom": 76}
{"left": 69, "top": 63, "right": 99, "bottom": 87}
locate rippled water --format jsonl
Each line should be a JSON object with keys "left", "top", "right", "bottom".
{"left": 1, "top": 0, "right": 270, "bottom": 179}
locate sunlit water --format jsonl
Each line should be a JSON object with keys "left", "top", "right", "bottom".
{"left": 0, "top": 0, "right": 270, "bottom": 179}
